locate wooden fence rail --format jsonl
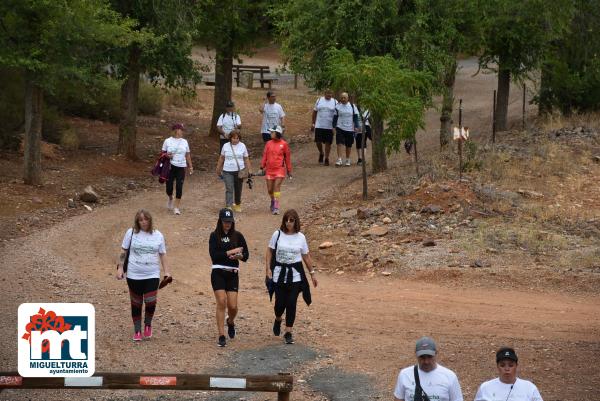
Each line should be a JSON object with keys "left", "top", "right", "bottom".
{"left": 0, "top": 372, "right": 293, "bottom": 400}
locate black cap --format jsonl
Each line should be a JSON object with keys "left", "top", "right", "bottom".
{"left": 219, "top": 208, "right": 234, "bottom": 222}
{"left": 225, "top": 100, "right": 234, "bottom": 108}
{"left": 496, "top": 347, "right": 518, "bottom": 363}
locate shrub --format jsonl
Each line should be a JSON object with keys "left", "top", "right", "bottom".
{"left": 138, "top": 82, "right": 163, "bottom": 115}
{"left": 0, "top": 68, "right": 24, "bottom": 150}
{"left": 42, "top": 106, "right": 69, "bottom": 144}
{"left": 59, "top": 127, "right": 80, "bottom": 150}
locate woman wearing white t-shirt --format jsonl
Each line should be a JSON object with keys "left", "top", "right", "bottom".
{"left": 116, "top": 209, "right": 172, "bottom": 342}
{"left": 474, "top": 347, "right": 543, "bottom": 401}
{"left": 161, "top": 123, "right": 193, "bottom": 215}
{"left": 216, "top": 131, "right": 252, "bottom": 212}
{"left": 265, "top": 209, "right": 318, "bottom": 344}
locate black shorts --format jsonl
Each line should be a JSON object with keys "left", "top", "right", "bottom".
{"left": 211, "top": 268, "right": 239, "bottom": 292}
{"left": 355, "top": 126, "right": 372, "bottom": 149}
{"left": 314, "top": 128, "right": 333, "bottom": 144}
{"left": 336, "top": 129, "right": 355, "bottom": 148}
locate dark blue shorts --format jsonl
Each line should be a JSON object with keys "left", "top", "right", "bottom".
{"left": 336, "top": 129, "right": 355, "bottom": 148}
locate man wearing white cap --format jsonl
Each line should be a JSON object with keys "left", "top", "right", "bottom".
{"left": 394, "top": 336, "right": 463, "bottom": 401}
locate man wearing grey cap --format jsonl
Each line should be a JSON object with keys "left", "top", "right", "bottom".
{"left": 474, "top": 347, "right": 543, "bottom": 401}
{"left": 394, "top": 336, "right": 463, "bottom": 401}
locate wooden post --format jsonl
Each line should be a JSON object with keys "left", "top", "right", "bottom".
{"left": 492, "top": 90, "right": 496, "bottom": 144}
{"left": 522, "top": 84, "right": 526, "bottom": 130}
{"left": 294, "top": 73, "right": 298, "bottom": 89}
{"left": 458, "top": 139, "right": 463, "bottom": 180}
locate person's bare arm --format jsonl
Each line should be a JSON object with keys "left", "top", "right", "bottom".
{"left": 216, "top": 155, "right": 225, "bottom": 176}
{"left": 159, "top": 253, "right": 171, "bottom": 277}
{"left": 185, "top": 152, "right": 193, "bottom": 174}
{"left": 301, "top": 253, "right": 318, "bottom": 287}
{"left": 265, "top": 247, "right": 273, "bottom": 279}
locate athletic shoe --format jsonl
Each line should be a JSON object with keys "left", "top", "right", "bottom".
{"left": 226, "top": 318, "right": 236, "bottom": 339}
{"left": 357, "top": 158, "right": 363, "bottom": 165}
{"left": 324, "top": 158, "right": 330, "bottom": 166}
{"left": 133, "top": 331, "right": 142, "bottom": 342}
{"left": 272, "top": 208, "right": 280, "bottom": 215}
{"left": 143, "top": 325, "right": 152, "bottom": 339}
{"left": 318, "top": 153, "right": 324, "bottom": 164}
{"left": 284, "top": 332, "right": 294, "bottom": 344}
{"left": 174, "top": 208, "right": 181, "bottom": 215}
{"left": 273, "top": 319, "right": 282, "bottom": 336}
{"left": 166, "top": 199, "right": 173, "bottom": 210}
{"left": 335, "top": 158, "right": 343, "bottom": 166}
{"left": 345, "top": 159, "right": 351, "bottom": 166}
{"left": 233, "top": 204, "right": 242, "bottom": 213}
{"left": 218, "top": 335, "right": 227, "bottom": 347}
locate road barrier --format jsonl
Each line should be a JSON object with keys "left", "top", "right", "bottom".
{"left": 0, "top": 372, "right": 293, "bottom": 400}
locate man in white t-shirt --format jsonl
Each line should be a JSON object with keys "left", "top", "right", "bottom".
{"left": 394, "top": 336, "right": 463, "bottom": 401}
{"left": 474, "top": 347, "right": 543, "bottom": 401}
{"left": 332, "top": 92, "right": 360, "bottom": 166}
{"left": 217, "top": 100, "right": 242, "bottom": 151}
{"left": 311, "top": 89, "right": 337, "bottom": 166}
{"left": 259, "top": 91, "right": 286, "bottom": 142}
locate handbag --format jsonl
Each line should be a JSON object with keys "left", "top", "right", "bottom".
{"left": 230, "top": 142, "right": 249, "bottom": 179}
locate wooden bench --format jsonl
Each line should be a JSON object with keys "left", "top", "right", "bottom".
{"left": 233, "top": 65, "right": 277, "bottom": 89}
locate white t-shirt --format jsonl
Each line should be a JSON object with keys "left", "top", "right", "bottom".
{"left": 162, "top": 137, "right": 190, "bottom": 167}
{"left": 122, "top": 228, "right": 166, "bottom": 280}
{"left": 314, "top": 97, "right": 337, "bottom": 129}
{"left": 217, "top": 112, "right": 242, "bottom": 138}
{"left": 474, "top": 378, "right": 543, "bottom": 401}
{"left": 268, "top": 230, "right": 309, "bottom": 283}
{"left": 394, "top": 364, "right": 463, "bottom": 401}
{"left": 261, "top": 103, "right": 285, "bottom": 133}
{"left": 363, "top": 109, "right": 371, "bottom": 127}
{"left": 335, "top": 102, "right": 359, "bottom": 131}
{"left": 221, "top": 142, "right": 248, "bottom": 172}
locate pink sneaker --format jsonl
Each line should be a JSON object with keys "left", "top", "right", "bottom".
{"left": 143, "top": 325, "right": 152, "bottom": 339}
{"left": 133, "top": 331, "right": 142, "bottom": 342}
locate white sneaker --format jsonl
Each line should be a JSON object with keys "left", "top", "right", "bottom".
{"left": 335, "top": 158, "right": 343, "bottom": 166}
{"left": 345, "top": 159, "right": 351, "bottom": 166}
{"left": 167, "top": 199, "right": 173, "bottom": 210}
{"left": 174, "top": 208, "right": 181, "bottom": 215}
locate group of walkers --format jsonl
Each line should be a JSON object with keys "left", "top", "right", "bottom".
{"left": 394, "top": 337, "right": 544, "bottom": 401}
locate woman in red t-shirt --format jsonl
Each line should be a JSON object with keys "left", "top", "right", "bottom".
{"left": 260, "top": 126, "right": 292, "bottom": 215}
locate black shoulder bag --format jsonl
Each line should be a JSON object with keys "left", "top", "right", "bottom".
{"left": 413, "top": 365, "right": 431, "bottom": 401}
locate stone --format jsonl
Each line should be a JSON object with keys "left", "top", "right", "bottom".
{"left": 80, "top": 185, "right": 99, "bottom": 203}
{"left": 127, "top": 181, "right": 137, "bottom": 190}
{"left": 382, "top": 217, "right": 392, "bottom": 224}
{"left": 381, "top": 271, "right": 392, "bottom": 276}
{"left": 30, "top": 217, "right": 41, "bottom": 226}
{"left": 473, "top": 260, "right": 484, "bottom": 268}
{"left": 593, "top": 155, "right": 600, "bottom": 163}
{"left": 340, "top": 209, "right": 357, "bottom": 219}
{"left": 357, "top": 207, "right": 371, "bottom": 220}
{"left": 517, "top": 189, "right": 544, "bottom": 199}
{"left": 421, "top": 204, "right": 443, "bottom": 214}
{"left": 362, "top": 226, "right": 389, "bottom": 237}
{"left": 83, "top": 204, "right": 93, "bottom": 211}
{"left": 32, "top": 197, "right": 43, "bottom": 204}
{"left": 319, "top": 241, "right": 335, "bottom": 249}
{"left": 422, "top": 238, "right": 436, "bottom": 247}
{"left": 67, "top": 199, "right": 76, "bottom": 208}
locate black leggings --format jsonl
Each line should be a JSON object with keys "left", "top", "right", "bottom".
{"left": 274, "top": 282, "right": 302, "bottom": 327}
{"left": 127, "top": 278, "right": 159, "bottom": 332}
{"left": 166, "top": 166, "right": 185, "bottom": 199}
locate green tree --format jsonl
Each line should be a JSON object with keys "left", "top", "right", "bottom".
{"left": 324, "top": 48, "right": 433, "bottom": 192}
{"left": 478, "top": 0, "right": 572, "bottom": 131}
{"left": 110, "top": 0, "right": 201, "bottom": 160}
{"left": 0, "top": 0, "right": 135, "bottom": 184}
{"left": 195, "top": 0, "right": 267, "bottom": 139}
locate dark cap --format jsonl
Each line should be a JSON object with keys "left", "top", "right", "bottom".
{"left": 219, "top": 208, "right": 234, "bottom": 222}
{"left": 415, "top": 336, "right": 437, "bottom": 357}
{"left": 225, "top": 100, "right": 235, "bottom": 108}
{"left": 496, "top": 347, "right": 518, "bottom": 363}
{"left": 266, "top": 90, "right": 275, "bottom": 97}
{"left": 171, "top": 123, "right": 185, "bottom": 131}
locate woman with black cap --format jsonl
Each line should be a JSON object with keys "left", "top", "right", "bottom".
{"left": 265, "top": 209, "right": 317, "bottom": 344}
{"left": 474, "top": 347, "right": 543, "bottom": 401}
{"left": 208, "top": 208, "right": 249, "bottom": 347}
{"left": 162, "top": 123, "right": 193, "bottom": 215}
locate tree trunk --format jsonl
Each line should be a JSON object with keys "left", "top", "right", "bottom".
{"left": 371, "top": 115, "right": 387, "bottom": 173}
{"left": 496, "top": 61, "right": 511, "bottom": 132}
{"left": 24, "top": 76, "right": 43, "bottom": 185}
{"left": 209, "top": 44, "right": 234, "bottom": 138}
{"left": 413, "top": 136, "right": 419, "bottom": 176}
{"left": 440, "top": 60, "right": 457, "bottom": 149}
{"left": 118, "top": 44, "right": 141, "bottom": 160}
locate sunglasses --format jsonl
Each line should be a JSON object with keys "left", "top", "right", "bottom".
{"left": 286, "top": 219, "right": 295, "bottom": 223}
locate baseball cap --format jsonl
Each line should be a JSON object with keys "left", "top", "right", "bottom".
{"left": 266, "top": 90, "right": 275, "bottom": 97}
{"left": 496, "top": 347, "right": 518, "bottom": 363}
{"left": 226, "top": 100, "right": 235, "bottom": 108}
{"left": 219, "top": 208, "right": 234, "bottom": 222}
{"left": 415, "top": 336, "right": 437, "bottom": 357}
{"left": 269, "top": 125, "right": 283, "bottom": 134}
{"left": 171, "top": 123, "right": 185, "bottom": 131}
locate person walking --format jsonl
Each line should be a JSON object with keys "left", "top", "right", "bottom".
{"left": 332, "top": 92, "right": 360, "bottom": 166}
{"left": 394, "top": 336, "right": 463, "bottom": 401}
{"left": 116, "top": 209, "right": 172, "bottom": 342}
{"left": 355, "top": 108, "right": 371, "bottom": 165}
{"left": 259, "top": 91, "right": 286, "bottom": 143}
{"left": 311, "top": 89, "right": 337, "bottom": 166}
{"left": 162, "top": 123, "right": 193, "bottom": 215}
{"left": 216, "top": 131, "right": 251, "bottom": 212}
{"left": 260, "top": 125, "right": 292, "bottom": 215}
{"left": 265, "top": 209, "right": 317, "bottom": 345}
{"left": 209, "top": 208, "right": 249, "bottom": 347}
{"left": 474, "top": 347, "right": 543, "bottom": 401}
{"left": 217, "top": 100, "right": 242, "bottom": 151}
